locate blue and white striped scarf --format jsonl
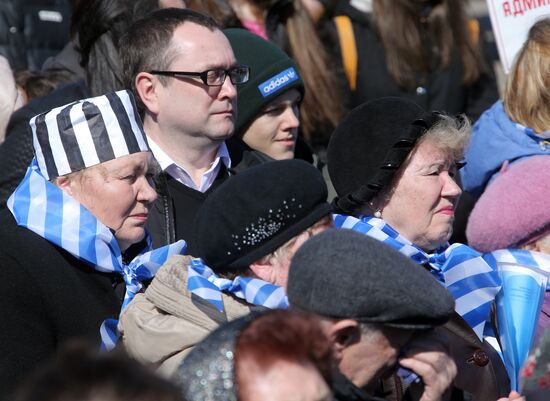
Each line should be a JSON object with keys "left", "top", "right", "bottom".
{"left": 334, "top": 214, "right": 501, "bottom": 340}
{"left": 187, "top": 258, "right": 288, "bottom": 311}
{"left": 7, "top": 160, "right": 186, "bottom": 350}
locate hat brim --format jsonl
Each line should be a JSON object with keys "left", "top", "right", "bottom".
{"left": 223, "top": 203, "right": 333, "bottom": 270}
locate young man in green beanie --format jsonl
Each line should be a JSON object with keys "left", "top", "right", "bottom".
{"left": 224, "top": 28, "right": 306, "bottom": 163}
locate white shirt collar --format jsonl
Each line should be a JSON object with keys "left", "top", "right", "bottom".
{"left": 147, "top": 136, "right": 231, "bottom": 193}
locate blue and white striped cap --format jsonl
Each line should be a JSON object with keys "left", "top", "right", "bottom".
{"left": 30, "top": 90, "right": 150, "bottom": 180}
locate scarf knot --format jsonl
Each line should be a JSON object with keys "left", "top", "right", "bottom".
{"left": 187, "top": 258, "right": 288, "bottom": 312}
{"left": 333, "top": 213, "right": 501, "bottom": 340}
{"left": 8, "top": 160, "right": 187, "bottom": 349}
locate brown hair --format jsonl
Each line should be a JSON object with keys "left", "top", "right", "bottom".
{"left": 372, "top": 0, "right": 484, "bottom": 89}
{"left": 235, "top": 309, "right": 334, "bottom": 400}
{"left": 119, "top": 8, "right": 221, "bottom": 116}
{"left": 284, "top": 0, "right": 343, "bottom": 144}
{"left": 504, "top": 18, "right": 550, "bottom": 133}
{"left": 226, "top": 0, "right": 343, "bottom": 146}
{"left": 185, "top": 0, "right": 242, "bottom": 27}
{"left": 15, "top": 343, "right": 185, "bottom": 401}
{"left": 15, "top": 70, "right": 73, "bottom": 103}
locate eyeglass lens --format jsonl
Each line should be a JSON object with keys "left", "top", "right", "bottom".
{"left": 206, "top": 67, "right": 249, "bottom": 85}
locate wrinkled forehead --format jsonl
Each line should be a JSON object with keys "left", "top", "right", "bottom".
{"left": 169, "top": 23, "right": 236, "bottom": 70}
{"left": 408, "top": 137, "right": 457, "bottom": 167}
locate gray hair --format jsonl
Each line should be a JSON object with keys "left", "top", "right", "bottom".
{"left": 359, "top": 323, "right": 385, "bottom": 341}
{"left": 417, "top": 113, "right": 471, "bottom": 162}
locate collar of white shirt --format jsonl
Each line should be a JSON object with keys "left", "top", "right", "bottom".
{"left": 147, "top": 137, "right": 232, "bottom": 193}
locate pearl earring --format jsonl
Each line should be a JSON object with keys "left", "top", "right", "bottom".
{"left": 374, "top": 210, "right": 382, "bottom": 218}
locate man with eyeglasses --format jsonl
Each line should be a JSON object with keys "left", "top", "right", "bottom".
{"left": 119, "top": 8, "right": 249, "bottom": 252}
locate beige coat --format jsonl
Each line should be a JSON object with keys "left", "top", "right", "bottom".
{"left": 118, "top": 255, "right": 254, "bottom": 377}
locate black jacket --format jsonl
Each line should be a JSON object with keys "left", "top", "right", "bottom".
{"left": 147, "top": 166, "right": 230, "bottom": 254}
{"left": 0, "top": 80, "right": 90, "bottom": 210}
{"left": 334, "top": 3, "right": 498, "bottom": 122}
{"left": 0, "top": 0, "right": 71, "bottom": 71}
{"left": 0, "top": 210, "right": 123, "bottom": 401}
{"left": 148, "top": 137, "right": 283, "bottom": 252}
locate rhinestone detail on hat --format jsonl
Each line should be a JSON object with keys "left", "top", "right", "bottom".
{"left": 226, "top": 198, "right": 302, "bottom": 256}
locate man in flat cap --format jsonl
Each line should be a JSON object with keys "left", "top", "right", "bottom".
{"left": 288, "top": 229, "right": 457, "bottom": 401}
{"left": 119, "top": 159, "right": 333, "bottom": 375}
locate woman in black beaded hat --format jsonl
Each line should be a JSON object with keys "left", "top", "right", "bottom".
{"left": 118, "top": 159, "right": 333, "bottom": 376}
{"left": 327, "top": 97, "right": 511, "bottom": 401}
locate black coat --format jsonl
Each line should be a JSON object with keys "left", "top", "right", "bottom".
{"left": 0, "top": 0, "right": 71, "bottom": 71}
{"left": 0, "top": 80, "right": 90, "bottom": 210}
{"left": 0, "top": 210, "right": 122, "bottom": 401}
{"left": 148, "top": 139, "right": 286, "bottom": 252}
{"left": 334, "top": 3, "right": 498, "bottom": 122}
{"left": 333, "top": 372, "right": 387, "bottom": 401}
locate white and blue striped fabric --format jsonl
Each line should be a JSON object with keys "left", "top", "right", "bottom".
{"left": 7, "top": 160, "right": 186, "bottom": 350}
{"left": 187, "top": 258, "right": 288, "bottom": 311}
{"left": 481, "top": 249, "right": 550, "bottom": 357}
{"left": 31, "top": 90, "right": 149, "bottom": 181}
{"left": 484, "top": 249, "right": 550, "bottom": 289}
{"left": 334, "top": 214, "right": 501, "bottom": 340}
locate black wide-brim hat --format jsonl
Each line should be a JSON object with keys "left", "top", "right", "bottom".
{"left": 327, "top": 97, "right": 440, "bottom": 214}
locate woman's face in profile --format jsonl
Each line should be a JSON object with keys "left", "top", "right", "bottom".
{"left": 239, "top": 359, "right": 333, "bottom": 401}
{"left": 60, "top": 152, "right": 158, "bottom": 251}
{"left": 378, "top": 138, "right": 462, "bottom": 251}
{"left": 242, "top": 89, "right": 301, "bottom": 161}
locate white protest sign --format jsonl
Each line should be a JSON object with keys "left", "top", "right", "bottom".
{"left": 486, "top": 0, "right": 550, "bottom": 73}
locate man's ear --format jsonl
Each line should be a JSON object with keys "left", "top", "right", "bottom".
{"left": 249, "top": 255, "right": 274, "bottom": 283}
{"left": 327, "top": 319, "right": 361, "bottom": 360}
{"left": 135, "top": 72, "right": 160, "bottom": 115}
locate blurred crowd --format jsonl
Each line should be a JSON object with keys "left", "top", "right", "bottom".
{"left": 1, "top": 1, "right": 550, "bottom": 401}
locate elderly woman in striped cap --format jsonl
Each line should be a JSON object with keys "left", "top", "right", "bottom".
{"left": 327, "top": 97, "right": 511, "bottom": 401}
{"left": 0, "top": 90, "right": 185, "bottom": 400}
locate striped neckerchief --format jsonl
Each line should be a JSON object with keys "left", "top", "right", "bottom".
{"left": 333, "top": 213, "right": 501, "bottom": 340}
{"left": 187, "top": 258, "right": 288, "bottom": 311}
{"left": 8, "top": 160, "right": 186, "bottom": 349}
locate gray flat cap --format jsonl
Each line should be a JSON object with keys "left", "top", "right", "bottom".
{"left": 287, "top": 229, "right": 455, "bottom": 330}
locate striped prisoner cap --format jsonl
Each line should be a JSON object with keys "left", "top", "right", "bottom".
{"left": 30, "top": 90, "right": 150, "bottom": 180}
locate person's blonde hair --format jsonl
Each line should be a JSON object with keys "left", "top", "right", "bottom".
{"left": 418, "top": 113, "right": 471, "bottom": 162}
{"left": 504, "top": 18, "right": 550, "bottom": 133}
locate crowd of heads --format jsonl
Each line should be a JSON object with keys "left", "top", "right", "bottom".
{"left": 2, "top": 1, "right": 550, "bottom": 401}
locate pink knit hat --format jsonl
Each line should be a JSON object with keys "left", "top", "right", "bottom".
{"left": 466, "top": 156, "right": 550, "bottom": 252}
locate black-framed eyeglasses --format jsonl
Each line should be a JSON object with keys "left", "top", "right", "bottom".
{"left": 149, "top": 66, "right": 250, "bottom": 86}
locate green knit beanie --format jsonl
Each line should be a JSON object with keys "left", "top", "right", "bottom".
{"left": 224, "top": 28, "right": 305, "bottom": 137}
